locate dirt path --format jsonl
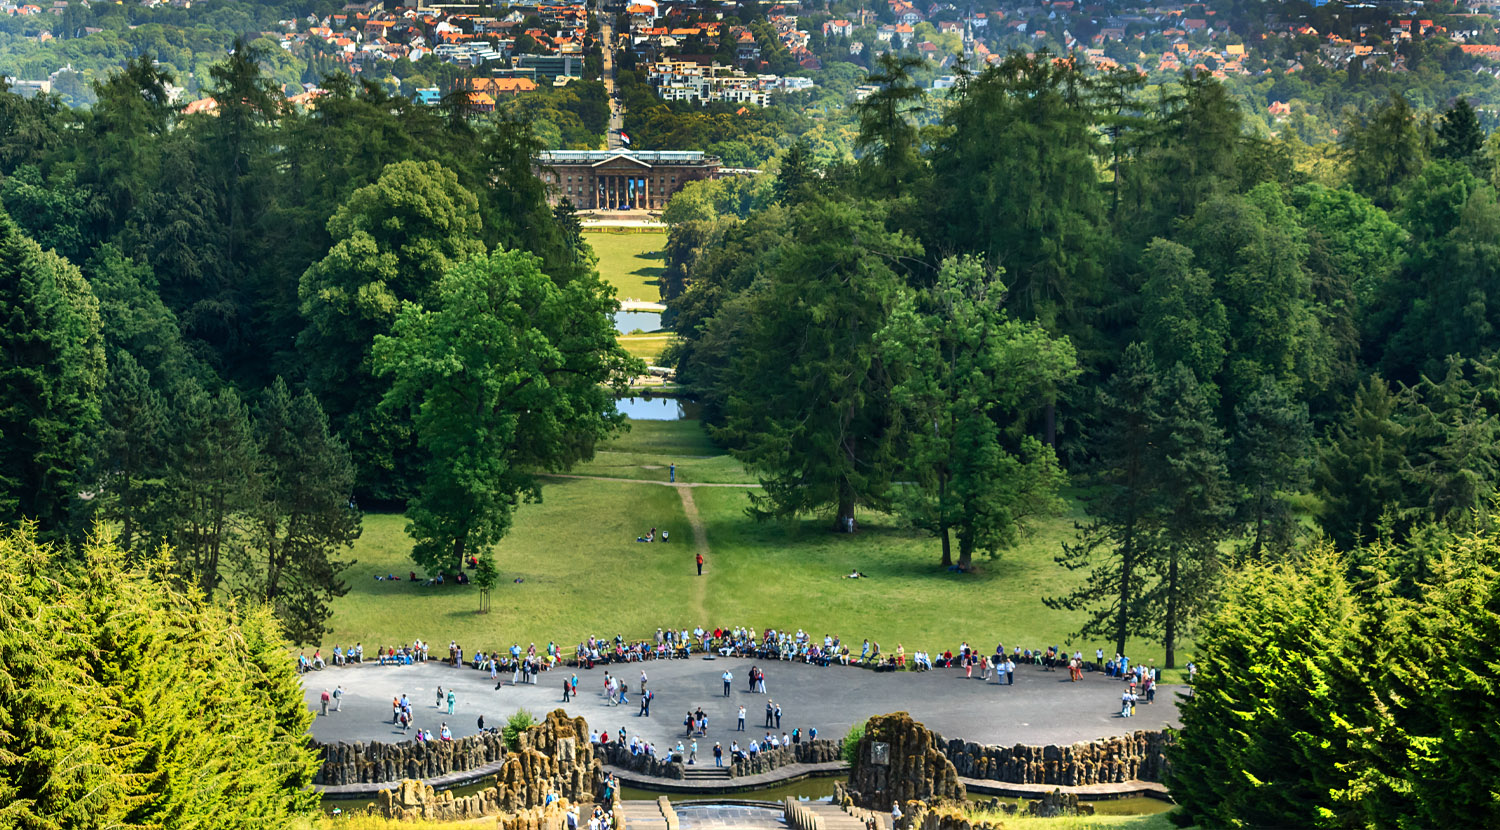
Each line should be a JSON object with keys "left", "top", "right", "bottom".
{"left": 677, "top": 485, "right": 710, "bottom": 621}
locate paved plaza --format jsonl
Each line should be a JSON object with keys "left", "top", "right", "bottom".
{"left": 302, "top": 655, "right": 1178, "bottom": 750}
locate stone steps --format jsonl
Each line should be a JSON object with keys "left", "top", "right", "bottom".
{"left": 805, "top": 802, "right": 872, "bottom": 830}
{"left": 681, "top": 766, "right": 732, "bottom": 780}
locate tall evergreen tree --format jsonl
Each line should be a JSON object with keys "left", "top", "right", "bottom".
{"left": 1344, "top": 92, "right": 1427, "bottom": 209}
{"left": 1140, "top": 363, "right": 1231, "bottom": 668}
{"left": 161, "top": 380, "right": 262, "bottom": 595}
{"left": 0, "top": 210, "right": 105, "bottom": 541}
{"left": 852, "top": 55, "right": 925, "bottom": 199}
{"left": 1232, "top": 378, "right": 1312, "bottom": 561}
{"left": 1047, "top": 343, "right": 1162, "bottom": 656}
{"left": 245, "top": 378, "right": 360, "bottom": 645}
{"left": 92, "top": 350, "right": 167, "bottom": 557}
{"left": 1315, "top": 375, "right": 1410, "bottom": 548}
{"left": 716, "top": 199, "right": 919, "bottom": 531}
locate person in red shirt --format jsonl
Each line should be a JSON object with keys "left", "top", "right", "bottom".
{"left": 696, "top": 552, "right": 704, "bottom": 576}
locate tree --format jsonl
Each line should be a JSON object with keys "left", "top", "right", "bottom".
{"left": 852, "top": 54, "right": 925, "bottom": 198}
{"left": 927, "top": 53, "right": 1106, "bottom": 333}
{"left": 1140, "top": 363, "right": 1231, "bottom": 668}
{"left": 1345, "top": 92, "right": 1426, "bottom": 209}
{"left": 1232, "top": 378, "right": 1312, "bottom": 561}
{"left": 0, "top": 525, "right": 320, "bottom": 828}
{"left": 373, "top": 250, "right": 639, "bottom": 576}
{"left": 1137, "top": 238, "right": 1228, "bottom": 395}
{"left": 1167, "top": 549, "right": 1360, "bottom": 828}
{"left": 1315, "top": 375, "right": 1410, "bottom": 548}
{"left": 161, "top": 380, "right": 262, "bottom": 596}
{"left": 1047, "top": 343, "right": 1162, "bottom": 657}
{"left": 298, "top": 159, "right": 486, "bottom": 501}
{"left": 91, "top": 351, "right": 168, "bottom": 557}
{"left": 0, "top": 209, "right": 105, "bottom": 541}
{"left": 244, "top": 377, "right": 361, "bottom": 645}
{"left": 716, "top": 199, "right": 920, "bottom": 531}
{"left": 880, "top": 256, "right": 1077, "bottom": 570}
{"left": 1435, "top": 97, "right": 1487, "bottom": 175}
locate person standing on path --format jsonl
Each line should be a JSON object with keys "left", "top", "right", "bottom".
{"left": 641, "top": 688, "right": 653, "bottom": 717}
{"left": 689, "top": 739, "right": 698, "bottom": 764}
{"left": 774, "top": 703, "right": 782, "bottom": 729}
{"left": 333, "top": 686, "right": 343, "bottom": 712}
{"left": 670, "top": 463, "right": 675, "bottom": 483}
{"left": 737, "top": 706, "right": 746, "bottom": 731}
{"left": 563, "top": 678, "right": 572, "bottom": 702}
{"left": 722, "top": 669, "right": 733, "bottom": 697}
{"left": 696, "top": 552, "right": 704, "bottom": 576}
{"left": 446, "top": 689, "right": 456, "bottom": 715}
{"left": 765, "top": 701, "right": 775, "bottom": 728}
{"left": 714, "top": 742, "right": 723, "bottom": 767}
{"left": 436, "top": 686, "right": 443, "bottom": 709}
{"left": 320, "top": 689, "right": 330, "bottom": 716}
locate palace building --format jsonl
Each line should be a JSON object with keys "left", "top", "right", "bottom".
{"left": 534, "top": 149, "right": 722, "bottom": 210}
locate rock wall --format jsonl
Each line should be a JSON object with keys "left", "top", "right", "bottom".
{"left": 845, "top": 713, "right": 965, "bottom": 811}
{"left": 600, "top": 742, "right": 686, "bottom": 779}
{"left": 730, "top": 739, "right": 842, "bottom": 778}
{"left": 316, "top": 731, "right": 508, "bottom": 785}
{"left": 938, "top": 731, "right": 1172, "bottom": 786}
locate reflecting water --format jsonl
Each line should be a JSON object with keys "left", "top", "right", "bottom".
{"left": 616, "top": 310, "right": 663, "bottom": 333}
{"left": 615, "top": 397, "right": 700, "bottom": 421}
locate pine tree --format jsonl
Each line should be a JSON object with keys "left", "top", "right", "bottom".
{"left": 1140, "top": 363, "right": 1231, "bottom": 668}
{"left": 1315, "top": 376, "right": 1411, "bottom": 547}
{"left": 92, "top": 350, "right": 168, "bottom": 556}
{"left": 1233, "top": 378, "right": 1312, "bottom": 561}
{"left": 0, "top": 209, "right": 105, "bottom": 541}
{"left": 246, "top": 378, "right": 360, "bottom": 645}
{"left": 1047, "top": 343, "right": 1162, "bottom": 657}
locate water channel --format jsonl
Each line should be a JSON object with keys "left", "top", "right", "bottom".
{"left": 324, "top": 773, "right": 1172, "bottom": 819}
{"left": 615, "top": 310, "right": 663, "bottom": 333}
{"left": 614, "top": 396, "right": 700, "bottom": 421}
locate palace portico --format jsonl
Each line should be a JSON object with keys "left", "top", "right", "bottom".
{"left": 534, "top": 149, "right": 722, "bottom": 210}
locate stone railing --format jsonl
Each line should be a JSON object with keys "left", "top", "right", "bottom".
{"left": 936, "top": 730, "right": 1172, "bottom": 787}
{"left": 730, "top": 739, "right": 842, "bottom": 778}
{"left": 600, "top": 741, "right": 687, "bottom": 779}
{"left": 315, "top": 731, "right": 508, "bottom": 785}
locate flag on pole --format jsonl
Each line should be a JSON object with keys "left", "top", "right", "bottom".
{"left": 619, "top": 131, "right": 632, "bottom": 146}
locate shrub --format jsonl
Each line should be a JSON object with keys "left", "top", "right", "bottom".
{"left": 842, "top": 720, "right": 866, "bottom": 765}
{"left": 503, "top": 709, "right": 538, "bottom": 751}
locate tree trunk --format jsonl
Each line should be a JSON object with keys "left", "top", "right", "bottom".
{"left": 940, "top": 527, "right": 952, "bottom": 568}
{"left": 938, "top": 470, "right": 952, "bottom": 567}
{"left": 836, "top": 481, "right": 855, "bottom": 533}
{"left": 1044, "top": 402, "right": 1057, "bottom": 448}
{"left": 1115, "top": 522, "right": 1133, "bottom": 659}
{"left": 1164, "top": 549, "right": 1179, "bottom": 669}
{"left": 453, "top": 531, "right": 468, "bottom": 575}
{"left": 957, "top": 530, "right": 974, "bottom": 573}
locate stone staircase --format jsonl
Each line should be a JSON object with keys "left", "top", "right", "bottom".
{"left": 681, "top": 766, "right": 732, "bottom": 782}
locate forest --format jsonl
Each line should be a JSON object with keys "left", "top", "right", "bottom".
{"left": 0, "top": 40, "right": 635, "bottom": 646}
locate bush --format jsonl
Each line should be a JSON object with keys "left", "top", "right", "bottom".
{"left": 842, "top": 720, "right": 866, "bottom": 765}
{"left": 503, "top": 709, "right": 538, "bottom": 751}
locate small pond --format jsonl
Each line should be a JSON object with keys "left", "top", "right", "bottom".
{"left": 615, "top": 310, "right": 663, "bottom": 333}
{"left": 615, "top": 397, "right": 701, "bottom": 421}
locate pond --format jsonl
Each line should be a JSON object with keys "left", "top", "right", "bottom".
{"left": 616, "top": 310, "right": 663, "bottom": 333}
{"left": 615, "top": 397, "right": 701, "bottom": 421}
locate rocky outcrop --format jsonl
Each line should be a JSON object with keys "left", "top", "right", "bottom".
{"left": 316, "top": 731, "right": 507, "bottom": 785}
{"left": 493, "top": 710, "right": 602, "bottom": 811}
{"left": 375, "top": 778, "right": 507, "bottom": 821}
{"left": 845, "top": 713, "right": 965, "bottom": 810}
{"left": 376, "top": 709, "right": 603, "bottom": 821}
{"left": 730, "top": 739, "right": 842, "bottom": 778}
{"left": 939, "top": 731, "right": 1172, "bottom": 786}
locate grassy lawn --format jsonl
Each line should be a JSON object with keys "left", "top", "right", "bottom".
{"left": 319, "top": 420, "right": 1189, "bottom": 669}
{"left": 619, "top": 332, "right": 676, "bottom": 362}
{"left": 585, "top": 230, "right": 666, "bottom": 303}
